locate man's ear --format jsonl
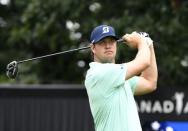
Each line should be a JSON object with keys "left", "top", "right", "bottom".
{"left": 90, "top": 44, "right": 95, "bottom": 54}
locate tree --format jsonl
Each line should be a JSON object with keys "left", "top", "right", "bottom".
{"left": 0, "top": 0, "right": 188, "bottom": 86}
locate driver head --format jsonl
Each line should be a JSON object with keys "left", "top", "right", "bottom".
{"left": 6, "top": 61, "right": 18, "bottom": 79}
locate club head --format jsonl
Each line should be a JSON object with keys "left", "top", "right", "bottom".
{"left": 6, "top": 61, "right": 18, "bottom": 79}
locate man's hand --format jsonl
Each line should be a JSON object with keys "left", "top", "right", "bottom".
{"left": 138, "top": 32, "right": 153, "bottom": 47}
{"left": 122, "top": 32, "right": 146, "bottom": 49}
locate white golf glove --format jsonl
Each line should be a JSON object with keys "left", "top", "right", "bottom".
{"left": 138, "top": 32, "right": 153, "bottom": 47}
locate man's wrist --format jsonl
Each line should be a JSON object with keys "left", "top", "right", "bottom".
{"left": 137, "top": 39, "right": 148, "bottom": 49}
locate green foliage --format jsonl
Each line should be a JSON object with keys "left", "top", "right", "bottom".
{"left": 0, "top": 0, "right": 188, "bottom": 86}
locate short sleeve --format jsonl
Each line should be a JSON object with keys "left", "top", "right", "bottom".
{"left": 127, "top": 76, "right": 139, "bottom": 93}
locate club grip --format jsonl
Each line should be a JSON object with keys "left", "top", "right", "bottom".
{"left": 117, "top": 38, "right": 125, "bottom": 43}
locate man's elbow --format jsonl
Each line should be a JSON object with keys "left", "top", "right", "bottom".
{"left": 148, "top": 81, "right": 158, "bottom": 92}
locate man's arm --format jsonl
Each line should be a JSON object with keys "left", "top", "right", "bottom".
{"left": 134, "top": 43, "right": 158, "bottom": 95}
{"left": 123, "top": 32, "right": 151, "bottom": 80}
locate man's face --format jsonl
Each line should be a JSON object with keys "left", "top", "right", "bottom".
{"left": 91, "top": 37, "right": 117, "bottom": 63}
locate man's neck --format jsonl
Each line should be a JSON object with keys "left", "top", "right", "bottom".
{"left": 94, "top": 58, "right": 115, "bottom": 63}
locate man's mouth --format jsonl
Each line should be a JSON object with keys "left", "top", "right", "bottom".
{"left": 104, "top": 51, "right": 113, "bottom": 54}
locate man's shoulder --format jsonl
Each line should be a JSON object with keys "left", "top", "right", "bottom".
{"left": 87, "top": 62, "right": 127, "bottom": 76}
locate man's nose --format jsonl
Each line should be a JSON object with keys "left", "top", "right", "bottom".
{"left": 104, "top": 42, "right": 111, "bottom": 48}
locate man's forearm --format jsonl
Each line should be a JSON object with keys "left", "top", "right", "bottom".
{"left": 124, "top": 32, "right": 152, "bottom": 80}
{"left": 141, "top": 44, "right": 158, "bottom": 82}
{"left": 135, "top": 40, "right": 151, "bottom": 69}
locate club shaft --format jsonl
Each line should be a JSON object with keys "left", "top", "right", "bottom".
{"left": 17, "top": 39, "right": 124, "bottom": 64}
{"left": 17, "top": 46, "right": 90, "bottom": 64}
{"left": 117, "top": 39, "right": 124, "bottom": 43}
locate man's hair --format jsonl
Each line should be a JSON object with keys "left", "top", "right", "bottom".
{"left": 90, "top": 44, "right": 94, "bottom": 60}
{"left": 91, "top": 51, "right": 94, "bottom": 60}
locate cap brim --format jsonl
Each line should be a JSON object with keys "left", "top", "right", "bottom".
{"left": 93, "top": 34, "right": 118, "bottom": 44}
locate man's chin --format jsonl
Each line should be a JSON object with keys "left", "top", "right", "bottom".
{"left": 100, "top": 58, "right": 114, "bottom": 63}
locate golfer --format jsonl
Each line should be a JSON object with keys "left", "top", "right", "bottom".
{"left": 85, "top": 25, "right": 158, "bottom": 131}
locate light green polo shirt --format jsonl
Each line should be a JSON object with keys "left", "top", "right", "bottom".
{"left": 85, "top": 62, "right": 142, "bottom": 131}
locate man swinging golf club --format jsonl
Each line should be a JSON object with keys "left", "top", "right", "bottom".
{"left": 84, "top": 25, "right": 158, "bottom": 131}
{"left": 6, "top": 24, "right": 157, "bottom": 130}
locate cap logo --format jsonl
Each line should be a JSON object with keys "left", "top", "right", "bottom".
{"left": 102, "top": 26, "right": 109, "bottom": 34}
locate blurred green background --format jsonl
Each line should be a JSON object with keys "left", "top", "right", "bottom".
{"left": 0, "top": 0, "right": 188, "bottom": 86}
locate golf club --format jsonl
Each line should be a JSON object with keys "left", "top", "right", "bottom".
{"left": 6, "top": 38, "right": 124, "bottom": 79}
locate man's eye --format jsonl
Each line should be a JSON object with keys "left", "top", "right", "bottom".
{"left": 99, "top": 41, "right": 104, "bottom": 45}
{"left": 109, "top": 38, "right": 115, "bottom": 42}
